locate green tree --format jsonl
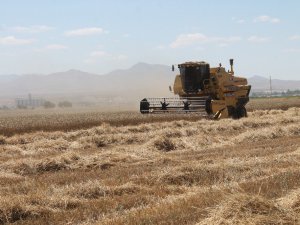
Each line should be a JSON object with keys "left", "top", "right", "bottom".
{"left": 44, "top": 101, "right": 56, "bottom": 109}
{"left": 58, "top": 101, "right": 72, "bottom": 108}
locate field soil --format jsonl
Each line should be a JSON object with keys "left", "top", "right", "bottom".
{"left": 0, "top": 103, "right": 300, "bottom": 224}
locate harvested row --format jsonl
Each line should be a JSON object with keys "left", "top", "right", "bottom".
{"left": 0, "top": 108, "right": 299, "bottom": 224}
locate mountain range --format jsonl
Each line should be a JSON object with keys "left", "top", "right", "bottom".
{"left": 0, "top": 63, "right": 299, "bottom": 101}
{"left": 248, "top": 75, "right": 300, "bottom": 91}
{"left": 0, "top": 63, "right": 174, "bottom": 100}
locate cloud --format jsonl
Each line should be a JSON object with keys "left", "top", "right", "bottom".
{"left": 35, "top": 44, "right": 68, "bottom": 52}
{"left": 155, "top": 45, "right": 166, "bottom": 50}
{"left": 237, "top": 19, "right": 245, "bottom": 24}
{"left": 220, "top": 36, "right": 242, "bottom": 42}
{"left": 170, "top": 33, "right": 241, "bottom": 48}
{"left": 289, "top": 35, "right": 300, "bottom": 41}
{"left": 45, "top": 44, "right": 68, "bottom": 50}
{"left": 122, "top": 33, "right": 130, "bottom": 38}
{"left": 84, "top": 51, "right": 127, "bottom": 63}
{"left": 11, "top": 25, "right": 53, "bottom": 33}
{"left": 218, "top": 43, "right": 229, "bottom": 48}
{"left": 0, "top": 24, "right": 5, "bottom": 31}
{"left": 232, "top": 17, "right": 245, "bottom": 24}
{"left": 83, "top": 58, "right": 96, "bottom": 64}
{"left": 114, "top": 54, "right": 128, "bottom": 60}
{"left": 247, "top": 36, "right": 269, "bottom": 43}
{"left": 64, "top": 27, "right": 106, "bottom": 37}
{"left": 90, "top": 51, "right": 108, "bottom": 57}
{"left": 170, "top": 33, "right": 207, "bottom": 48}
{"left": 0, "top": 36, "right": 35, "bottom": 45}
{"left": 254, "top": 15, "right": 280, "bottom": 23}
{"left": 283, "top": 48, "right": 300, "bottom": 53}
{"left": 84, "top": 51, "right": 108, "bottom": 63}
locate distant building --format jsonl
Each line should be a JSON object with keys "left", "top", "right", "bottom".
{"left": 15, "top": 94, "right": 45, "bottom": 108}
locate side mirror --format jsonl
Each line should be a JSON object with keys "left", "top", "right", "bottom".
{"left": 172, "top": 65, "right": 175, "bottom": 71}
{"left": 169, "top": 85, "right": 173, "bottom": 92}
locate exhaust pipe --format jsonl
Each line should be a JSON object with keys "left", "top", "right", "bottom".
{"left": 230, "top": 59, "right": 234, "bottom": 74}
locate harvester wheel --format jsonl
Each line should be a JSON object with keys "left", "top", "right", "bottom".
{"left": 205, "top": 97, "right": 213, "bottom": 115}
{"left": 242, "top": 107, "right": 248, "bottom": 117}
{"left": 140, "top": 98, "right": 150, "bottom": 114}
{"left": 233, "top": 106, "right": 247, "bottom": 119}
{"left": 238, "top": 107, "right": 247, "bottom": 118}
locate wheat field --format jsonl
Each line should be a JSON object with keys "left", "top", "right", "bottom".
{"left": 0, "top": 101, "right": 300, "bottom": 224}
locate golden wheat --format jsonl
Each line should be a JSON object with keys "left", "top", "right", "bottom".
{"left": 0, "top": 104, "right": 299, "bottom": 224}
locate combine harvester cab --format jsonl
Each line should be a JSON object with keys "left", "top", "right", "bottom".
{"left": 140, "top": 59, "right": 251, "bottom": 119}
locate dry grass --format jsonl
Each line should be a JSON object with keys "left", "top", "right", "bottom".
{"left": 247, "top": 96, "right": 300, "bottom": 111}
{"left": 0, "top": 97, "right": 299, "bottom": 136}
{"left": 198, "top": 193, "right": 297, "bottom": 225}
{"left": 0, "top": 102, "right": 300, "bottom": 224}
{"left": 0, "top": 110, "right": 205, "bottom": 136}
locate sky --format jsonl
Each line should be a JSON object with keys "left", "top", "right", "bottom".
{"left": 0, "top": 0, "right": 300, "bottom": 79}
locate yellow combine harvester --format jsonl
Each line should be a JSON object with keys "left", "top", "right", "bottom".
{"left": 140, "top": 59, "right": 251, "bottom": 119}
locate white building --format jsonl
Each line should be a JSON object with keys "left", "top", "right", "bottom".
{"left": 15, "top": 94, "right": 45, "bottom": 108}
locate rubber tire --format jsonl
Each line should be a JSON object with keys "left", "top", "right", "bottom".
{"left": 140, "top": 98, "right": 150, "bottom": 114}
{"left": 238, "top": 107, "right": 247, "bottom": 118}
{"left": 233, "top": 107, "right": 247, "bottom": 119}
{"left": 205, "top": 97, "right": 213, "bottom": 115}
{"left": 232, "top": 109, "right": 239, "bottom": 119}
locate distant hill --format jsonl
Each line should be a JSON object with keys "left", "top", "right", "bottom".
{"left": 0, "top": 63, "right": 174, "bottom": 99}
{"left": 0, "top": 74, "right": 20, "bottom": 83}
{"left": 0, "top": 64, "right": 299, "bottom": 101}
{"left": 248, "top": 75, "right": 300, "bottom": 91}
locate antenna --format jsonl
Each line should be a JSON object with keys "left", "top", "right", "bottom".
{"left": 269, "top": 76, "right": 272, "bottom": 97}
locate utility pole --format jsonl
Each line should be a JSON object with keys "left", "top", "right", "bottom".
{"left": 269, "top": 76, "right": 272, "bottom": 97}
